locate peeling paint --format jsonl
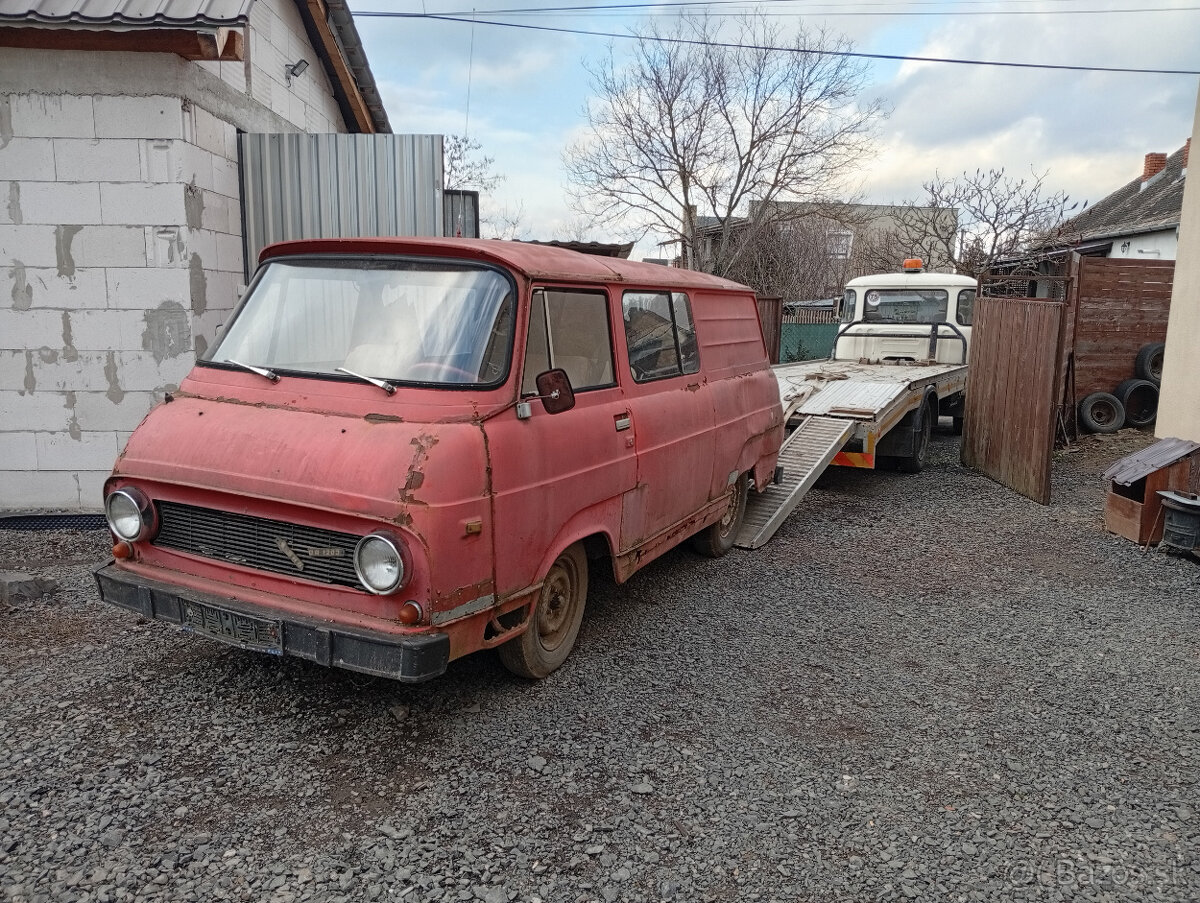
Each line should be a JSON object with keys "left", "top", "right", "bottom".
{"left": 61, "top": 311, "right": 78, "bottom": 362}
{"left": 141, "top": 301, "right": 191, "bottom": 364}
{"left": 104, "top": 351, "right": 125, "bottom": 404}
{"left": 55, "top": 225, "right": 83, "bottom": 279}
{"left": 65, "top": 391, "right": 81, "bottom": 440}
{"left": 0, "top": 97, "right": 11, "bottom": 150}
{"left": 10, "top": 259, "right": 32, "bottom": 310}
{"left": 37, "top": 347, "right": 58, "bottom": 364}
{"left": 189, "top": 252, "right": 207, "bottom": 315}
{"left": 184, "top": 184, "right": 204, "bottom": 230}
{"left": 7, "top": 182, "right": 21, "bottom": 225}
{"left": 22, "top": 350, "right": 35, "bottom": 395}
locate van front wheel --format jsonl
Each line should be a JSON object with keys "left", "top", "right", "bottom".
{"left": 499, "top": 542, "right": 588, "bottom": 679}
{"left": 691, "top": 474, "right": 748, "bottom": 558}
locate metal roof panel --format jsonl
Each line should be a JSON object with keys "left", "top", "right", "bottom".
{"left": 1102, "top": 437, "right": 1200, "bottom": 486}
{"left": 0, "top": 0, "right": 252, "bottom": 25}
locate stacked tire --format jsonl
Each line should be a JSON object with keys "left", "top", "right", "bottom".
{"left": 1077, "top": 342, "right": 1163, "bottom": 434}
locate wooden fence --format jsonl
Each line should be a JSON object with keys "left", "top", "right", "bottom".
{"left": 1059, "top": 257, "right": 1174, "bottom": 434}
{"left": 962, "top": 297, "right": 1065, "bottom": 505}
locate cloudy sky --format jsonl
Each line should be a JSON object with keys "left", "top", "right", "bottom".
{"left": 347, "top": 0, "right": 1199, "bottom": 253}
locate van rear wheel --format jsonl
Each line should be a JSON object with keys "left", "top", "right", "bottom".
{"left": 691, "top": 474, "right": 748, "bottom": 558}
{"left": 499, "top": 542, "right": 588, "bottom": 679}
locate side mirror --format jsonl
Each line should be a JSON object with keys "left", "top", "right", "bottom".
{"left": 535, "top": 368, "right": 576, "bottom": 415}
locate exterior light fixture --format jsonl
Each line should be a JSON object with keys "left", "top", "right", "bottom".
{"left": 285, "top": 59, "right": 310, "bottom": 85}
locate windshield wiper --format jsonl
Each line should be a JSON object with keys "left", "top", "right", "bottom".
{"left": 336, "top": 366, "right": 396, "bottom": 395}
{"left": 224, "top": 359, "right": 279, "bottom": 382}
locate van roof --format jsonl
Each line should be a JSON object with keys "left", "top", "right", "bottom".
{"left": 847, "top": 271, "right": 978, "bottom": 289}
{"left": 259, "top": 237, "right": 751, "bottom": 293}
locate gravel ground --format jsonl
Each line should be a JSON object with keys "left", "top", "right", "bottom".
{"left": 1, "top": 429, "right": 1198, "bottom": 903}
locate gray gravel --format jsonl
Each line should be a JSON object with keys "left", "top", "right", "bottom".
{"left": 2, "top": 429, "right": 1198, "bottom": 903}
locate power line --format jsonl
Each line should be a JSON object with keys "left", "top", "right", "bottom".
{"left": 352, "top": 10, "right": 1200, "bottom": 74}
{"left": 392, "top": 0, "right": 1200, "bottom": 17}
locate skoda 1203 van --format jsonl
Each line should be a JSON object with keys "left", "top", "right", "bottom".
{"left": 95, "top": 239, "right": 783, "bottom": 681}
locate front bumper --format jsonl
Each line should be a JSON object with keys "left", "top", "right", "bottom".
{"left": 94, "top": 563, "right": 450, "bottom": 682}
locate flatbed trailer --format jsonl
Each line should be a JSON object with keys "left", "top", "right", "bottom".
{"left": 735, "top": 358, "right": 968, "bottom": 549}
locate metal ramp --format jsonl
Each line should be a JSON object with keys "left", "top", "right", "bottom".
{"left": 734, "top": 416, "right": 854, "bottom": 550}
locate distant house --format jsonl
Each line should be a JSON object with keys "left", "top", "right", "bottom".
{"left": 0, "top": 0, "right": 415, "bottom": 511}
{"left": 1057, "top": 143, "right": 1190, "bottom": 261}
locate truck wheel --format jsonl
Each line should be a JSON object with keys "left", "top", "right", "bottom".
{"left": 690, "top": 474, "right": 748, "bottom": 558}
{"left": 1134, "top": 342, "right": 1165, "bottom": 384}
{"left": 897, "top": 401, "right": 933, "bottom": 474}
{"left": 1078, "top": 392, "right": 1125, "bottom": 433}
{"left": 1113, "top": 378, "right": 1158, "bottom": 429}
{"left": 499, "top": 542, "right": 588, "bottom": 680}
{"left": 951, "top": 416, "right": 964, "bottom": 435}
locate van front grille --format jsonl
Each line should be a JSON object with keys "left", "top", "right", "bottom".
{"left": 153, "top": 501, "right": 363, "bottom": 590}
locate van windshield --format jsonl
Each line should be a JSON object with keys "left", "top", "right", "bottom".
{"left": 203, "top": 258, "right": 514, "bottom": 386}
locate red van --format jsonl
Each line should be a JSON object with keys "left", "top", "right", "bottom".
{"left": 95, "top": 239, "right": 783, "bottom": 681}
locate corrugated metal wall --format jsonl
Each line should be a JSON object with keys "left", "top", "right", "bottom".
{"left": 238, "top": 133, "right": 444, "bottom": 279}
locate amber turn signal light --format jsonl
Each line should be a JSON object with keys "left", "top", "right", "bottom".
{"left": 398, "top": 600, "right": 424, "bottom": 625}
{"left": 113, "top": 542, "right": 133, "bottom": 560}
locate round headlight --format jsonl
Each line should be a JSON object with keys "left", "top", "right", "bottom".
{"left": 104, "top": 488, "right": 155, "bottom": 541}
{"left": 354, "top": 533, "right": 406, "bottom": 595}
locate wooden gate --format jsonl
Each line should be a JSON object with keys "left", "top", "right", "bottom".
{"left": 962, "top": 297, "right": 1065, "bottom": 504}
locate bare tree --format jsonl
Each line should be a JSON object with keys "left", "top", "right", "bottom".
{"left": 564, "top": 13, "right": 883, "bottom": 276}
{"left": 444, "top": 134, "right": 502, "bottom": 193}
{"left": 865, "top": 168, "right": 1076, "bottom": 279}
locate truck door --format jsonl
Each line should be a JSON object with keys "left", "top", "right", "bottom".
{"left": 486, "top": 287, "right": 637, "bottom": 596}
{"left": 617, "top": 290, "right": 716, "bottom": 546}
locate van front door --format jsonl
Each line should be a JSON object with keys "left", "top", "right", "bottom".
{"left": 487, "top": 287, "right": 636, "bottom": 597}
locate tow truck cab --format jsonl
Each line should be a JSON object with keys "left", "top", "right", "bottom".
{"left": 835, "top": 259, "right": 978, "bottom": 365}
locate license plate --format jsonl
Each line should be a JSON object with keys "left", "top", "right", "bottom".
{"left": 180, "top": 600, "right": 282, "bottom": 654}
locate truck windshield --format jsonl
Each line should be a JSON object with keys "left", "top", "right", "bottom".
{"left": 203, "top": 259, "right": 514, "bottom": 386}
{"left": 862, "top": 289, "right": 948, "bottom": 324}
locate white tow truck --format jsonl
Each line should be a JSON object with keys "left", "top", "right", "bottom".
{"left": 735, "top": 259, "right": 978, "bottom": 549}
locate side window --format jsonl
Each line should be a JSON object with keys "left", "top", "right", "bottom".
{"left": 521, "top": 288, "right": 615, "bottom": 396}
{"left": 956, "top": 288, "right": 976, "bottom": 326}
{"left": 840, "top": 289, "right": 856, "bottom": 323}
{"left": 622, "top": 291, "right": 700, "bottom": 382}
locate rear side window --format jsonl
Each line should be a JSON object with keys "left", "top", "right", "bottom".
{"left": 956, "top": 288, "right": 976, "bottom": 326}
{"left": 522, "top": 288, "right": 615, "bottom": 395}
{"left": 622, "top": 292, "right": 700, "bottom": 383}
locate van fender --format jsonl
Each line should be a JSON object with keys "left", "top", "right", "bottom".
{"left": 532, "top": 496, "right": 622, "bottom": 592}
{"left": 733, "top": 421, "right": 785, "bottom": 493}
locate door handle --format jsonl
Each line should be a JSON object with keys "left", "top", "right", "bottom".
{"left": 614, "top": 414, "right": 632, "bottom": 432}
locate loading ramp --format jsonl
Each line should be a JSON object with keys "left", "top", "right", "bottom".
{"left": 734, "top": 415, "right": 854, "bottom": 550}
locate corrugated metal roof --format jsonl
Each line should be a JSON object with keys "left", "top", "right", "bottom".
{"left": 1103, "top": 437, "right": 1200, "bottom": 486}
{"left": 0, "top": 0, "right": 252, "bottom": 26}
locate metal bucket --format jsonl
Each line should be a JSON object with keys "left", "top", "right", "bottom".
{"left": 1158, "top": 491, "right": 1200, "bottom": 553}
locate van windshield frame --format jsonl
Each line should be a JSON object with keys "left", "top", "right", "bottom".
{"left": 199, "top": 255, "right": 518, "bottom": 390}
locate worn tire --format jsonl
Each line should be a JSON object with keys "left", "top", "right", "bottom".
{"left": 690, "top": 474, "right": 748, "bottom": 558}
{"left": 498, "top": 542, "right": 588, "bottom": 680}
{"left": 1114, "top": 378, "right": 1158, "bottom": 429}
{"left": 1078, "top": 392, "right": 1125, "bottom": 433}
{"left": 1134, "top": 342, "right": 1165, "bottom": 384}
{"left": 896, "top": 400, "right": 933, "bottom": 474}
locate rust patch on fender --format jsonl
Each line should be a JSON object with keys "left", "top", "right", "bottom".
{"left": 365, "top": 413, "right": 403, "bottom": 423}
{"left": 398, "top": 433, "right": 438, "bottom": 508}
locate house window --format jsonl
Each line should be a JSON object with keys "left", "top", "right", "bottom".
{"left": 622, "top": 292, "right": 700, "bottom": 382}
{"left": 829, "top": 231, "right": 853, "bottom": 260}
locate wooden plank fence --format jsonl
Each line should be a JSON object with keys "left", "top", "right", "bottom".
{"left": 962, "top": 297, "right": 1064, "bottom": 504}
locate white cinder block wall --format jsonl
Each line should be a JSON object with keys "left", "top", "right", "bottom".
{"left": 0, "top": 0, "right": 349, "bottom": 511}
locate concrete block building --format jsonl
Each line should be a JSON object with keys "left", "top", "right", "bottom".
{"left": 0, "top": 0, "right": 391, "bottom": 510}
